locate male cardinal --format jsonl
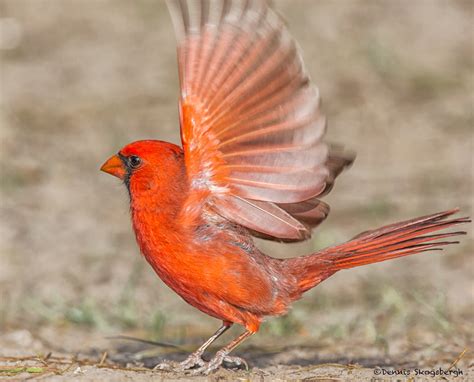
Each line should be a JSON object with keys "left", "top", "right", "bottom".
{"left": 100, "top": 0, "right": 468, "bottom": 375}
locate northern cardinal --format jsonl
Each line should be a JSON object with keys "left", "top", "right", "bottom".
{"left": 100, "top": 0, "right": 469, "bottom": 375}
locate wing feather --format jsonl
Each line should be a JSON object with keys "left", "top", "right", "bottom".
{"left": 214, "top": 195, "right": 310, "bottom": 240}
{"left": 167, "top": 0, "right": 353, "bottom": 240}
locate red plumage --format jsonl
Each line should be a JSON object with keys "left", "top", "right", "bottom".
{"left": 100, "top": 0, "right": 469, "bottom": 374}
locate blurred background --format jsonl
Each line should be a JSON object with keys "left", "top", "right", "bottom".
{"left": 0, "top": 0, "right": 472, "bottom": 372}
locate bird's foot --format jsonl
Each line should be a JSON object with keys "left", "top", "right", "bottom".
{"left": 176, "top": 352, "right": 206, "bottom": 371}
{"left": 190, "top": 350, "right": 248, "bottom": 375}
{"left": 152, "top": 352, "right": 206, "bottom": 372}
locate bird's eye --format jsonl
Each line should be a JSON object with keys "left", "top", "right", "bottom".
{"left": 128, "top": 155, "right": 142, "bottom": 169}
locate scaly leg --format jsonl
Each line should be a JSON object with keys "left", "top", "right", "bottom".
{"left": 191, "top": 330, "right": 253, "bottom": 375}
{"left": 153, "top": 322, "right": 231, "bottom": 371}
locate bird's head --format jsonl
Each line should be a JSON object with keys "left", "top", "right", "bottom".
{"left": 100, "top": 140, "right": 185, "bottom": 201}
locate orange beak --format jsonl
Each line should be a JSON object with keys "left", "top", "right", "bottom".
{"left": 100, "top": 154, "right": 126, "bottom": 179}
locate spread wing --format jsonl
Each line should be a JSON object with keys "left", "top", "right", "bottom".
{"left": 167, "top": 0, "right": 354, "bottom": 241}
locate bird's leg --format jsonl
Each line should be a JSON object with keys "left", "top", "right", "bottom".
{"left": 191, "top": 330, "right": 253, "bottom": 375}
{"left": 177, "top": 323, "right": 232, "bottom": 370}
{"left": 153, "top": 322, "right": 231, "bottom": 371}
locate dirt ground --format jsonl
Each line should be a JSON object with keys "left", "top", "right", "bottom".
{"left": 0, "top": 0, "right": 473, "bottom": 381}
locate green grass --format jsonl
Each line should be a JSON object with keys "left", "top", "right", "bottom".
{"left": 0, "top": 366, "right": 45, "bottom": 375}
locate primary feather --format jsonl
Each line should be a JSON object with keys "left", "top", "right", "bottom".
{"left": 168, "top": 0, "right": 353, "bottom": 240}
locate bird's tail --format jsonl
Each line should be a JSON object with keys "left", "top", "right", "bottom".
{"left": 286, "top": 209, "right": 470, "bottom": 294}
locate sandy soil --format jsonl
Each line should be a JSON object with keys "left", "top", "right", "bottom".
{"left": 0, "top": 0, "right": 473, "bottom": 380}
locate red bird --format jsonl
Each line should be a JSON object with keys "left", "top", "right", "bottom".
{"left": 100, "top": 0, "right": 468, "bottom": 374}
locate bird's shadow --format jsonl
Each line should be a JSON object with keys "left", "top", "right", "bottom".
{"left": 235, "top": 344, "right": 416, "bottom": 370}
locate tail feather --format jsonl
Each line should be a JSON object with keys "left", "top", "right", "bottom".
{"left": 288, "top": 209, "right": 470, "bottom": 294}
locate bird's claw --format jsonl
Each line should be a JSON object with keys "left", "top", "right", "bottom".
{"left": 223, "top": 355, "right": 248, "bottom": 370}
{"left": 189, "top": 350, "right": 248, "bottom": 375}
{"left": 152, "top": 361, "right": 174, "bottom": 371}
